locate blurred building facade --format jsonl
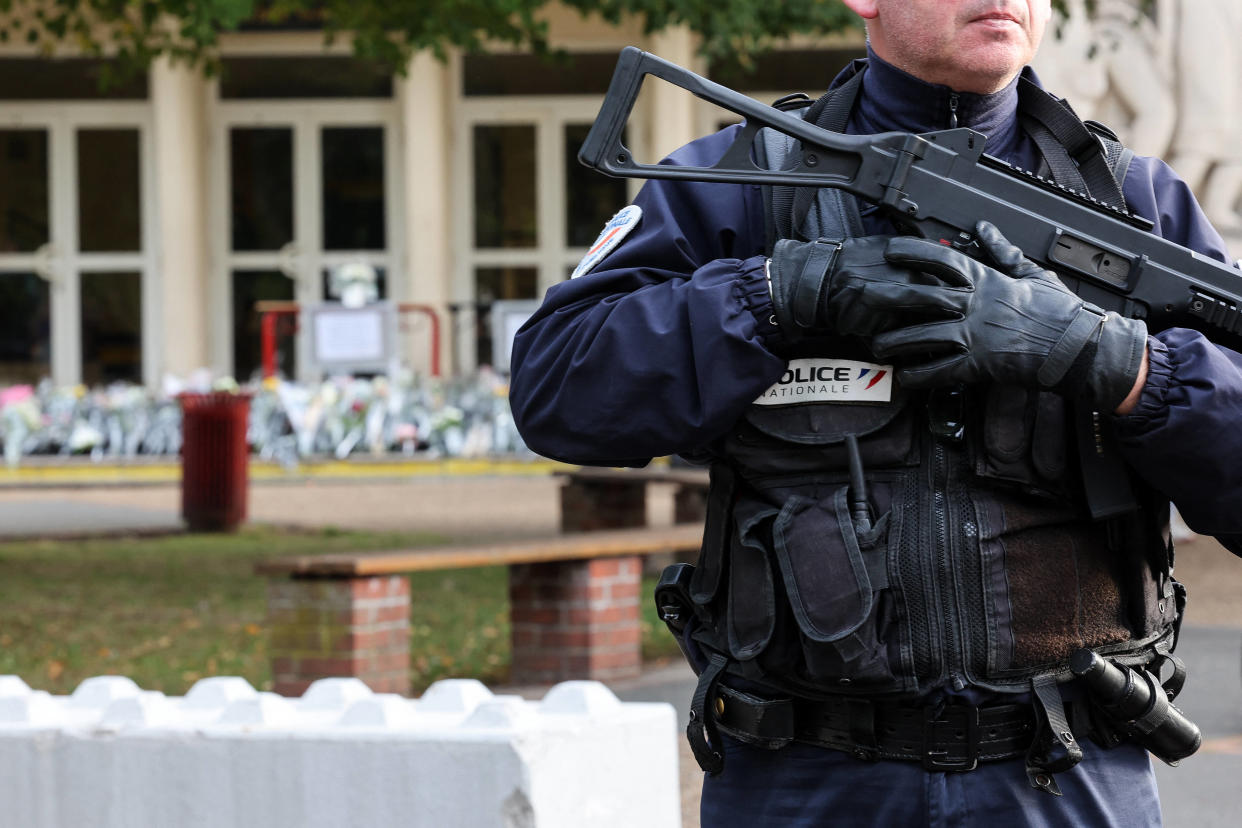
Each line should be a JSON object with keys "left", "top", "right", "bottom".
{"left": 0, "top": 8, "right": 863, "bottom": 388}
{"left": 1, "top": 2, "right": 1238, "bottom": 390}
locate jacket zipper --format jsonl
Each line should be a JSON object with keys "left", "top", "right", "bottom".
{"left": 932, "top": 440, "right": 968, "bottom": 691}
{"left": 948, "top": 92, "right": 960, "bottom": 129}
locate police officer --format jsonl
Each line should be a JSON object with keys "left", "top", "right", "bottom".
{"left": 509, "top": 1, "right": 1242, "bottom": 825}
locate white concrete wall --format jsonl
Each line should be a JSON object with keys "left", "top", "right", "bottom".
{"left": 0, "top": 674, "right": 681, "bottom": 828}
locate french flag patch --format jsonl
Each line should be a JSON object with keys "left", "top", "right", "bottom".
{"left": 571, "top": 205, "right": 642, "bottom": 279}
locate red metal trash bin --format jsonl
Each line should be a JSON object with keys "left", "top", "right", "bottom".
{"left": 178, "top": 392, "right": 252, "bottom": 532}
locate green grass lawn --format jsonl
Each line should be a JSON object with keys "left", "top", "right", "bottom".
{"left": 0, "top": 526, "right": 683, "bottom": 696}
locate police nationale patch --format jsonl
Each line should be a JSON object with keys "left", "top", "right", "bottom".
{"left": 571, "top": 205, "right": 642, "bottom": 279}
{"left": 754, "top": 358, "right": 894, "bottom": 405}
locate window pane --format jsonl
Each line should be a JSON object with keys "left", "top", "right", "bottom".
{"left": 475, "top": 267, "right": 537, "bottom": 302}
{"left": 0, "top": 130, "right": 50, "bottom": 253}
{"left": 78, "top": 129, "right": 141, "bottom": 252}
{"left": 463, "top": 53, "right": 619, "bottom": 96}
{"left": 322, "top": 127, "right": 386, "bottom": 251}
{"left": 0, "top": 58, "right": 147, "bottom": 100}
{"left": 232, "top": 270, "right": 295, "bottom": 382}
{"left": 80, "top": 271, "right": 141, "bottom": 385}
{"left": 473, "top": 125, "right": 536, "bottom": 249}
{"left": 219, "top": 57, "right": 392, "bottom": 99}
{"left": 0, "top": 273, "right": 51, "bottom": 384}
{"left": 230, "top": 128, "right": 294, "bottom": 252}
{"left": 474, "top": 267, "right": 536, "bottom": 367}
{"left": 565, "top": 123, "right": 628, "bottom": 248}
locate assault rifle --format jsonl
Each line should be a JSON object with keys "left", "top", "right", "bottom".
{"left": 578, "top": 47, "right": 1242, "bottom": 354}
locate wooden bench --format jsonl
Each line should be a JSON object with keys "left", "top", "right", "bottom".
{"left": 257, "top": 523, "right": 704, "bottom": 697}
{"left": 555, "top": 466, "right": 711, "bottom": 533}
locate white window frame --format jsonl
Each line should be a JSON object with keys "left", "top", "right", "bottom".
{"left": 207, "top": 96, "right": 403, "bottom": 382}
{"left": 0, "top": 102, "right": 157, "bottom": 386}
{"left": 453, "top": 95, "right": 644, "bottom": 371}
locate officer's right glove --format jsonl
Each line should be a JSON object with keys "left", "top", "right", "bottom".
{"left": 867, "top": 221, "right": 1148, "bottom": 410}
{"left": 767, "top": 236, "right": 942, "bottom": 342}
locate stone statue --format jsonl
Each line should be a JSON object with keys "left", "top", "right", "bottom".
{"left": 1164, "top": 0, "right": 1242, "bottom": 233}
{"left": 1032, "top": 0, "right": 1242, "bottom": 235}
{"left": 1032, "top": 0, "right": 1176, "bottom": 156}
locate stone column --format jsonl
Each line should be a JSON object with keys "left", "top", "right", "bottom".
{"left": 149, "top": 57, "right": 212, "bottom": 378}
{"left": 645, "top": 27, "right": 700, "bottom": 162}
{"left": 397, "top": 52, "right": 453, "bottom": 377}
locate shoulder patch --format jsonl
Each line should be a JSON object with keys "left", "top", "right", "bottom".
{"left": 571, "top": 205, "right": 642, "bottom": 279}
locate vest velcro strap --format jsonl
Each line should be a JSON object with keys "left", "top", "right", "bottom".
{"left": 1025, "top": 674, "right": 1084, "bottom": 795}
{"left": 687, "top": 653, "right": 729, "bottom": 774}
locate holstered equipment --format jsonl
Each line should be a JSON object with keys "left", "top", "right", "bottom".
{"left": 1071, "top": 648, "right": 1202, "bottom": 766}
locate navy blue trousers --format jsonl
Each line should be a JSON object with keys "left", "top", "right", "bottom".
{"left": 700, "top": 735, "right": 1161, "bottom": 827}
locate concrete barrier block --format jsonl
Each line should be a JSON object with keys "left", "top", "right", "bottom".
{"left": 183, "top": 676, "right": 259, "bottom": 709}
{"left": 0, "top": 675, "right": 31, "bottom": 697}
{"left": 0, "top": 673, "right": 681, "bottom": 828}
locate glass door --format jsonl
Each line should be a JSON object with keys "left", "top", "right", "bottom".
{"left": 455, "top": 98, "right": 635, "bottom": 372}
{"left": 0, "top": 104, "right": 152, "bottom": 387}
{"left": 212, "top": 102, "right": 400, "bottom": 382}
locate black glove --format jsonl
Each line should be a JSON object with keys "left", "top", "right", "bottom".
{"left": 767, "top": 236, "right": 947, "bottom": 341}
{"left": 867, "top": 221, "right": 1148, "bottom": 409}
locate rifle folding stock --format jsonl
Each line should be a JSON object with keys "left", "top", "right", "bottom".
{"left": 578, "top": 47, "right": 1242, "bottom": 353}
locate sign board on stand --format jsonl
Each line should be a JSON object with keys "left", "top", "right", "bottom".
{"left": 307, "top": 301, "right": 399, "bottom": 377}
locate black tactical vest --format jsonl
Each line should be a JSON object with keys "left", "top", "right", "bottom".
{"left": 683, "top": 67, "right": 1182, "bottom": 705}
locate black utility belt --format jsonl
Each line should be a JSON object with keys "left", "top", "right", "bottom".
{"left": 713, "top": 685, "right": 1044, "bottom": 772}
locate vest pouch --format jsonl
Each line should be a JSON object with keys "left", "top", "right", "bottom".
{"left": 726, "top": 504, "right": 779, "bottom": 661}
{"left": 973, "top": 385, "right": 1070, "bottom": 499}
{"left": 771, "top": 488, "right": 896, "bottom": 687}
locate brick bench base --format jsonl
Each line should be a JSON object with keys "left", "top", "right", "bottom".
{"left": 265, "top": 558, "right": 644, "bottom": 695}
{"left": 509, "top": 556, "right": 643, "bottom": 685}
{"left": 267, "top": 575, "right": 411, "bottom": 697}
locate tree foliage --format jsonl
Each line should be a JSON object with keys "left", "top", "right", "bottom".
{"left": 0, "top": 0, "right": 861, "bottom": 74}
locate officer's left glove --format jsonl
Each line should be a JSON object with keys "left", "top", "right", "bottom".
{"left": 767, "top": 235, "right": 945, "bottom": 341}
{"left": 867, "top": 221, "right": 1148, "bottom": 410}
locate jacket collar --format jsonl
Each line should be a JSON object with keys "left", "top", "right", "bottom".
{"left": 840, "top": 47, "right": 1028, "bottom": 158}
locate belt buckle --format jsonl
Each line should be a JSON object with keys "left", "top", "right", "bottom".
{"left": 922, "top": 703, "right": 980, "bottom": 772}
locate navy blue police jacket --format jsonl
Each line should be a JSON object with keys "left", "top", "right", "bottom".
{"left": 509, "top": 54, "right": 1242, "bottom": 555}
